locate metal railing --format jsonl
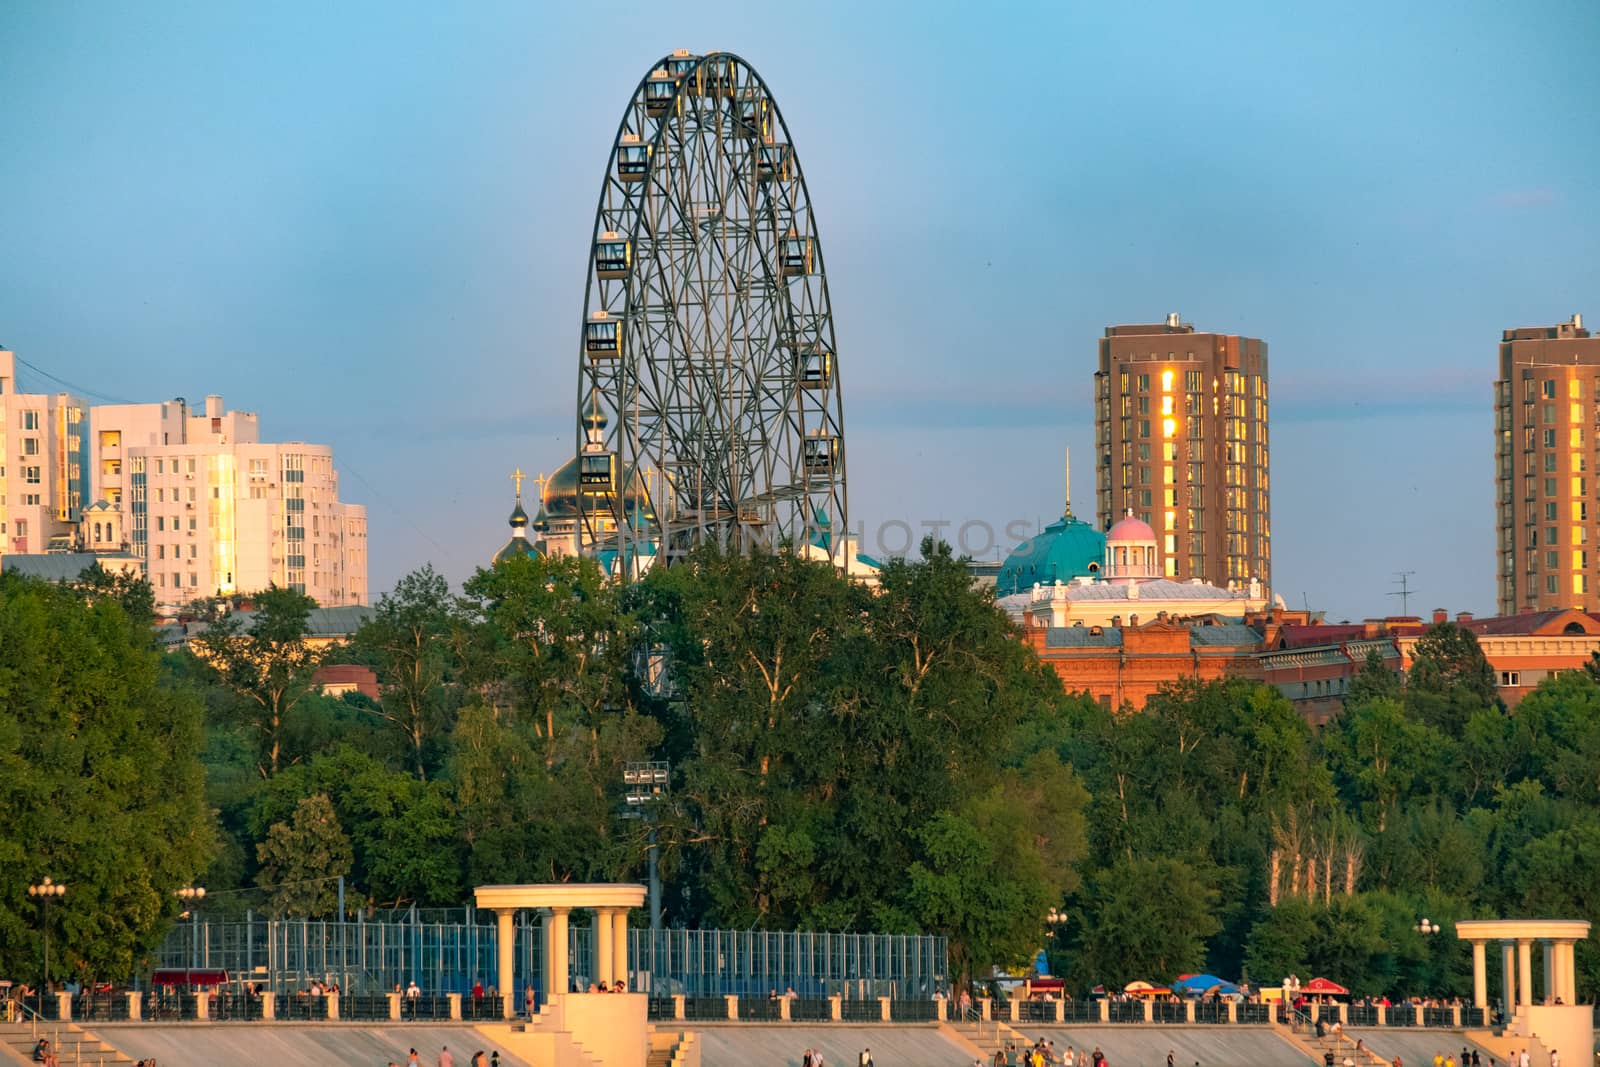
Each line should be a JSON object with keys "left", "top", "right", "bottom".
{"left": 1382, "top": 1005, "right": 1416, "bottom": 1026}
{"left": 1195, "top": 1000, "right": 1227, "bottom": 1024}
{"left": 738, "top": 998, "right": 783, "bottom": 1022}
{"left": 1153, "top": 1001, "right": 1186, "bottom": 1023}
{"left": 1018, "top": 1000, "right": 1055, "bottom": 1023}
{"left": 1349, "top": 1005, "right": 1379, "bottom": 1027}
{"left": 1063, "top": 999, "right": 1098, "bottom": 1023}
{"left": 1108, "top": 1000, "right": 1142, "bottom": 1023}
{"left": 890, "top": 998, "right": 938, "bottom": 1022}
{"left": 791, "top": 998, "right": 833, "bottom": 1022}
{"left": 1238, "top": 1002, "right": 1271, "bottom": 1024}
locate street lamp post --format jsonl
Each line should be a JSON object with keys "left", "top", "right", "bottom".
{"left": 1415, "top": 918, "right": 1440, "bottom": 935}
{"left": 176, "top": 887, "right": 207, "bottom": 991}
{"left": 622, "top": 760, "right": 669, "bottom": 935}
{"left": 27, "top": 877, "right": 67, "bottom": 999}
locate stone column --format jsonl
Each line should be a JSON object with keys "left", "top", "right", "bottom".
{"left": 596, "top": 908, "right": 615, "bottom": 988}
{"left": 1555, "top": 941, "right": 1576, "bottom": 1003}
{"left": 1543, "top": 941, "right": 1555, "bottom": 1004}
{"left": 1472, "top": 940, "right": 1488, "bottom": 1009}
{"left": 1502, "top": 942, "right": 1517, "bottom": 1016}
{"left": 495, "top": 908, "right": 517, "bottom": 1004}
{"left": 611, "top": 908, "right": 630, "bottom": 989}
{"left": 1517, "top": 938, "right": 1533, "bottom": 1009}
{"left": 547, "top": 907, "right": 571, "bottom": 996}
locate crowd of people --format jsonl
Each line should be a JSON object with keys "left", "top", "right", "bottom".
{"left": 388, "top": 1046, "right": 499, "bottom": 1067}
{"left": 987, "top": 1040, "right": 1106, "bottom": 1067}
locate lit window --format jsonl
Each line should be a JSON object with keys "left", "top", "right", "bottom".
{"left": 1572, "top": 379, "right": 1584, "bottom": 399}
{"left": 1162, "top": 418, "right": 1176, "bottom": 438}
{"left": 1161, "top": 370, "right": 1174, "bottom": 391}
{"left": 1161, "top": 395, "right": 1174, "bottom": 416}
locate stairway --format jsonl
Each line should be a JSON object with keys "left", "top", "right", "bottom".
{"left": 0, "top": 1020, "right": 138, "bottom": 1067}
{"left": 945, "top": 1017, "right": 1030, "bottom": 1064}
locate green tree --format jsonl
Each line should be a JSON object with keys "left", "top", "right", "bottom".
{"left": 0, "top": 573, "right": 212, "bottom": 982}
{"left": 349, "top": 565, "right": 467, "bottom": 779}
{"left": 255, "top": 792, "right": 354, "bottom": 917}
{"left": 1074, "top": 856, "right": 1220, "bottom": 986}
{"left": 190, "top": 585, "right": 321, "bottom": 776}
{"left": 1404, "top": 622, "right": 1500, "bottom": 732}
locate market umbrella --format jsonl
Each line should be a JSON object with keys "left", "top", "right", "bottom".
{"left": 1172, "top": 974, "right": 1239, "bottom": 997}
{"left": 1303, "top": 977, "right": 1349, "bottom": 996}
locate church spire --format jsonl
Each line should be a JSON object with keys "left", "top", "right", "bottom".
{"left": 1063, "top": 446, "right": 1072, "bottom": 518}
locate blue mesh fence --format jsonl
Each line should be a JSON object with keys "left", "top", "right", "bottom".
{"left": 154, "top": 911, "right": 946, "bottom": 1002}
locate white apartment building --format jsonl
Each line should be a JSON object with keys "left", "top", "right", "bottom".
{"left": 2, "top": 350, "right": 367, "bottom": 609}
{"left": 0, "top": 349, "right": 87, "bottom": 555}
{"left": 126, "top": 396, "right": 366, "bottom": 611}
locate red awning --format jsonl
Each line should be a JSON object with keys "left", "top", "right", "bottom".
{"left": 150, "top": 969, "right": 230, "bottom": 988}
{"left": 1303, "top": 977, "right": 1348, "bottom": 995}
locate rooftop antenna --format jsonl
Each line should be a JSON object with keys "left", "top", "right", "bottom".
{"left": 1388, "top": 570, "right": 1416, "bottom": 616}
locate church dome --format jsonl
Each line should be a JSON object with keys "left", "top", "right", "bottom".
{"left": 1107, "top": 514, "right": 1155, "bottom": 543}
{"left": 543, "top": 456, "right": 652, "bottom": 521}
{"left": 996, "top": 513, "right": 1106, "bottom": 597}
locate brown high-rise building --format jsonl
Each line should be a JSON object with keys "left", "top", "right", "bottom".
{"left": 1494, "top": 314, "right": 1600, "bottom": 615}
{"left": 1094, "top": 314, "right": 1270, "bottom": 591}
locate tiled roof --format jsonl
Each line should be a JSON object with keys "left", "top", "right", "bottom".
{"left": 232, "top": 604, "right": 374, "bottom": 636}
{"left": 1188, "top": 623, "right": 1265, "bottom": 647}
{"left": 1, "top": 552, "right": 140, "bottom": 581}
{"left": 1044, "top": 626, "right": 1124, "bottom": 648}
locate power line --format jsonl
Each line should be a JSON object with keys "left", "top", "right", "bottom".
{"left": 11, "top": 354, "right": 139, "bottom": 405}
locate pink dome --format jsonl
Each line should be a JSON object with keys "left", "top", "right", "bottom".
{"left": 1107, "top": 515, "right": 1155, "bottom": 542}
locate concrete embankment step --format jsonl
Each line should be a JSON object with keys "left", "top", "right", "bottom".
{"left": 1, "top": 1020, "right": 139, "bottom": 1066}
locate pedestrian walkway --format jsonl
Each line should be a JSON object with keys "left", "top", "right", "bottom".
{"left": 82, "top": 1024, "right": 534, "bottom": 1067}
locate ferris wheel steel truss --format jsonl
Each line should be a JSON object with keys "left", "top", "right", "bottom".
{"left": 575, "top": 51, "right": 847, "bottom": 569}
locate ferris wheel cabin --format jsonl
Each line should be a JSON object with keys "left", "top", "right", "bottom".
{"left": 666, "top": 51, "right": 700, "bottom": 88}
{"left": 617, "top": 134, "right": 650, "bottom": 182}
{"left": 699, "top": 56, "right": 736, "bottom": 97}
{"left": 794, "top": 342, "right": 833, "bottom": 389}
{"left": 781, "top": 231, "right": 814, "bottom": 277}
{"left": 584, "top": 311, "right": 620, "bottom": 360}
{"left": 580, "top": 452, "right": 617, "bottom": 491}
{"left": 644, "top": 71, "right": 677, "bottom": 117}
{"left": 594, "top": 233, "right": 630, "bottom": 279}
{"left": 736, "top": 88, "right": 769, "bottom": 138}
{"left": 803, "top": 434, "right": 838, "bottom": 478}
{"left": 757, "top": 141, "right": 792, "bottom": 183}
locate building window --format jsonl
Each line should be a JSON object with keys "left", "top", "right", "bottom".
{"left": 1545, "top": 429, "right": 1558, "bottom": 448}
{"left": 1137, "top": 373, "right": 1149, "bottom": 392}
{"left": 1545, "top": 478, "right": 1558, "bottom": 497}
{"left": 1543, "top": 380, "right": 1557, "bottom": 399}
{"left": 1548, "top": 574, "right": 1559, "bottom": 594}
{"left": 1501, "top": 671, "right": 1520, "bottom": 687}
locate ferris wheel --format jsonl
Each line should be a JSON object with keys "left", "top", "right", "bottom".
{"left": 575, "top": 50, "right": 846, "bottom": 571}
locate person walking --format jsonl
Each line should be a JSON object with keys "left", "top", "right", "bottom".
{"left": 1549, "top": 1051, "right": 1558, "bottom": 1067}
{"left": 859, "top": 1048, "right": 874, "bottom": 1067}
{"left": 439, "top": 1045, "right": 454, "bottom": 1067}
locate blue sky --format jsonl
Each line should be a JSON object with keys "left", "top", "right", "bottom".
{"left": 2, "top": 0, "right": 1597, "bottom": 620}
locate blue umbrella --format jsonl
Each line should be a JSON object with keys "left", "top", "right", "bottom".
{"left": 1171, "top": 974, "right": 1239, "bottom": 997}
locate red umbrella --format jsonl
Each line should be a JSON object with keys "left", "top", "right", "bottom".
{"left": 1303, "top": 977, "right": 1348, "bottom": 995}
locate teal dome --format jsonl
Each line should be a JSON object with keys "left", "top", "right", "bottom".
{"left": 995, "top": 513, "right": 1105, "bottom": 596}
